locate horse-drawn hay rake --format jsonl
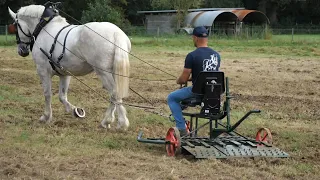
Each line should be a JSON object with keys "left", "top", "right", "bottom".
{"left": 8, "top": 1, "right": 289, "bottom": 160}
{"left": 137, "top": 72, "right": 289, "bottom": 159}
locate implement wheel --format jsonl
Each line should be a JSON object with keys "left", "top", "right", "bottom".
{"left": 256, "top": 128, "right": 273, "bottom": 145}
{"left": 165, "top": 127, "right": 181, "bottom": 156}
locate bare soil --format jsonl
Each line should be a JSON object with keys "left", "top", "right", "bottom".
{"left": 0, "top": 41, "right": 319, "bottom": 180}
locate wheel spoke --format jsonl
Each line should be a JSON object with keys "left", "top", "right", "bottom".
{"left": 256, "top": 128, "right": 273, "bottom": 145}
{"left": 262, "top": 133, "right": 268, "bottom": 141}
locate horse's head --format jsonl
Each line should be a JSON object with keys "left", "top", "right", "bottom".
{"left": 8, "top": 5, "right": 46, "bottom": 57}
{"left": 8, "top": 7, "right": 32, "bottom": 57}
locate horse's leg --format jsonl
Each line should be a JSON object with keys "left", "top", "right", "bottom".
{"left": 95, "top": 70, "right": 116, "bottom": 129}
{"left": 59, "top": 75, "right": 75, "bottom": 114}
{"left": 115, "top": 97, "right": 129, "bottom": 130}
{"left": 102, "top": 97, "right": 116, "bottom": 129}
{"left": 98, "top": 72, "right": 129, "bottom": 130}
{"left": 37, "top": 69, "right": 53, "bottom": 122}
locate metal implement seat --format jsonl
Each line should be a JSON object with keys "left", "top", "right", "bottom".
{"left": 181, "top": 96, "right": 202, "bottom": 107}
{"left": 181, "top": 71, "right": 260, "bottom": 139}
{"left": 181, "top": 71, "right": 225, "bottom": 116}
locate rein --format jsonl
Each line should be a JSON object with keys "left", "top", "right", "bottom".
{"left": 11, "top": 2, "right": 177, "bottom": 118}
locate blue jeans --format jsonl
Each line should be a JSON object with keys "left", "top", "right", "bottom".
{"left": 167, "top": 86, "right": 195, "bottom": 130}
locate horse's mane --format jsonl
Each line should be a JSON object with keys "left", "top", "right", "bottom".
{"left": 17, "top": 5, "right": 66, "bottom": 23}
{"left": 18, "top": 5, "right": 45, "bottom": 18}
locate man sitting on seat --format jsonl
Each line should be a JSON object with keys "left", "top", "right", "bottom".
{"left": 167, "top": 26, "right": 221, "bottom": 136}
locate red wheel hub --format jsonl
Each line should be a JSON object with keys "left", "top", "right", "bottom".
{"left": 256, "top": 127, "right": 273, "bottom": 145}
{"left": 165, "top": 127, "right": 181, "bottom": 156}
{"left": 185, "top": 121, "right": 190, "bottom": 134}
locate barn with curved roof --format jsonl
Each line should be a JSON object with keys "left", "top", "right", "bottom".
{"left": 185, "top": 11, "right": 239, "bottom": 35}
{"left": 232, "top": 10, "right": 269, "bottom": 24}
{"left": 137, "top": 8, "right": 269, "bottom": 35}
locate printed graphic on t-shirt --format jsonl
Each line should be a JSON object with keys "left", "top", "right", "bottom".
{"left": 203, "top": 54, "right": 219, "bottom": 71}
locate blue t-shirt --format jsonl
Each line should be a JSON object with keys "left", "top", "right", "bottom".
{"left": 184, "top": 47, "right": 221, "bottom": 84}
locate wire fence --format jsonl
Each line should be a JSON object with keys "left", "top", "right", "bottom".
{"left": 0, "top": 25, "right": 16, "bottom": 45}
{"left": 1, "top": 25, "right": 320, "bottom": 46}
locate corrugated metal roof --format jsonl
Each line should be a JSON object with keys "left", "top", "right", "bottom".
{"left": 185, "top": 12, "right": 202, "bottom": 26}
{"left": 232, "top": 10, "right": 269, "bottom": 24}
{"left": 137, "top": 8, "right": 245, "bottom": 14}
{"left": 185, "top": 11, "right": 238, "bottom": 27}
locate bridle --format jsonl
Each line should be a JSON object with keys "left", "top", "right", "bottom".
{"left": 13, "top": 20, "right": 34, "bottom": 47}
{"left": 8, "top": 3, "right": 59, "bottom": 51}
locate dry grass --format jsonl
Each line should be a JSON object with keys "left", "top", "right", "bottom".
{"left": 0, "top": 36, "right": 320, "bottom": 180}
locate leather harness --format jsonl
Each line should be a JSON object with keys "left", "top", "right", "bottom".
{"left": 15, "top": 4, "right": 77, "bottom": 75}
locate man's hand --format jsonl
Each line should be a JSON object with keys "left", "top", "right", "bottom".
{"left": 176, "top": 68, "right": 191, "bottom": 84}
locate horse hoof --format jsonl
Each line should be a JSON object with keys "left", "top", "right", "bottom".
{"left": 74, "top": 108, "right": 85, "bottom": 118}
{"left": 99, "top": 123, "right": 111, "bottom": 129}
{"left": 39, "top": 114, "right": 52, "bottom": 123}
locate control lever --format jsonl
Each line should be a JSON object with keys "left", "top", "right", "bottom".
{"left": 179, "top": 79, "right": 192, "bottom": 89}
{"left": 180, "top": 82, "right": 188, "bottom": 89}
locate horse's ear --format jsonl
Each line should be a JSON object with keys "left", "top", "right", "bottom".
{"left": 8, "top": 7, "right": 17, "bottom": 20}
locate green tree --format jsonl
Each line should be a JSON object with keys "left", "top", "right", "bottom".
{"left": 124, "top": 0, "right": 152, "bottom": 25}
{"left": 59, "top": 0, "right": 90, "bottom": 24}
{"left": 201, "top": 0, "right": 243, "bottom": 8}
{"left": 111, "top": 0, "right": 128, "bottom": 7}
{"left": 36, "top": 0, "right": 91, "bottom": 24}
{"left": 81, "top": 0, "right": 126, "bottom": 27}
{"left": 0, "top": 0, "right": 35, "bottom": 24}
{"left": 303, "top": 0, "right": 320, "bottom": 24}
{"left": 260, "top": 0, "right": 291, "bottom": 25}
{"left": 151, "top": 0, "right": 203, "bottom": 28}
{"left": 242, "top": 0, "right": 305, "bottom": 25}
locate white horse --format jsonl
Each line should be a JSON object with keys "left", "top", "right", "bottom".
{"left": 8, "top": 4, "right": 131, "bottom": 130}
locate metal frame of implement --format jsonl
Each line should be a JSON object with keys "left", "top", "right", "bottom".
{"left": 137, "top": 72, "right": 289, "bottom": 159}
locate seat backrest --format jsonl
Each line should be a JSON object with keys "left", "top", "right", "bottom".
{"left": 192, "top": 71, "right": 225, "bottom": 116}
{"left": 192, "top": 71, "right": 225, "bottom": 95}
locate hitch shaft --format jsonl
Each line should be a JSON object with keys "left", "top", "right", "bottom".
{"left": 137, "top": 131, "right": 167, "bottom": 144}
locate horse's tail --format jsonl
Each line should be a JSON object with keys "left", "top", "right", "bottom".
{"left": 113, "top": 32, "right": 130, "bottom": 99}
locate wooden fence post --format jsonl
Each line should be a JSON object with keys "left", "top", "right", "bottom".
{"left": 246, "top": 27, "right": 249, "bottom": 40}
{"left": 157, "top": 27, "right": 160, "bottom": 37}
{"left": 291, "top": 28, "right": 294, "bottom": 43}
{"left": 264, "top": 24, "right": 268, "bottom": 39}
{"left": 5, "top": 25, "right": 8, "bottom": 43}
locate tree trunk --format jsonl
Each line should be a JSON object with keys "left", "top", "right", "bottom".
{"left": 258, "top": 0, "right": 267, "bottom": 14}
{"left": 268, "top": 2, "right": 278, "bottom": 25}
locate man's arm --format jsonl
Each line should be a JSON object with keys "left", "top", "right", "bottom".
{"left": 176, "top": 68, "right": 191, "bottom": 84}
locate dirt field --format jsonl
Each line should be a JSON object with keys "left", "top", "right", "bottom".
{"left": 0, "top": 36, "right": 320, "bottom": 179}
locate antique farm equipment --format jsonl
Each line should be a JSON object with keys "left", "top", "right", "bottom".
{"left": 137, "top": 71, "right": 289, "bottom": 159}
